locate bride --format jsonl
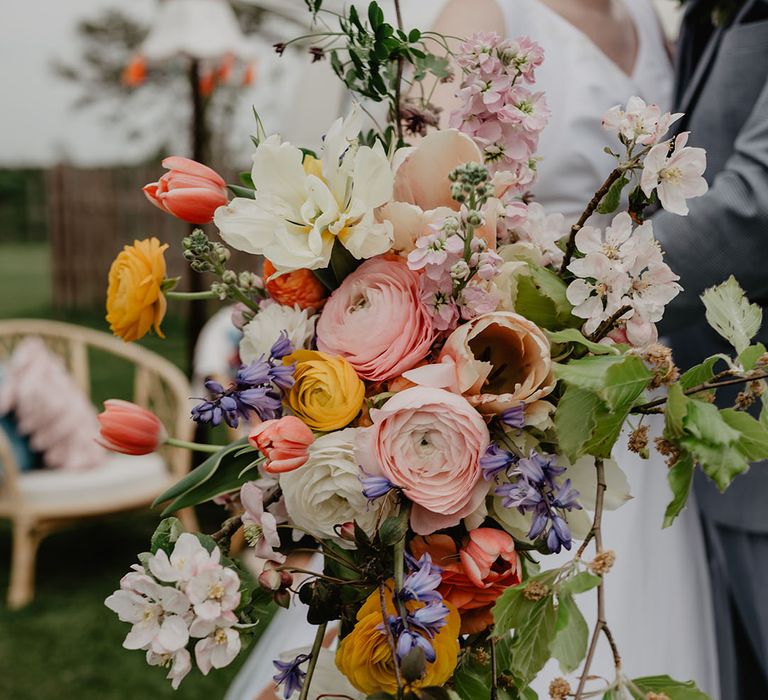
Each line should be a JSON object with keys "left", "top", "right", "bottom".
{"left": 227, "top": 1, "right": 719, "bottom": 697}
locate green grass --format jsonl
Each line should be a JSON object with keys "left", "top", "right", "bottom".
{"left": 0, "top": 242, "right": 263, "bottom": 699}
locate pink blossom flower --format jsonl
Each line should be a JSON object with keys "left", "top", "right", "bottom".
{"left": 356, "top": 386, "right": 490, "bottom": 535}
{"left": 190, "top": 617, "right": 242, "bottom": 675}
{"left": 145, "top": 648, "right": 192, "bottom": 690}
{"left": 185, "top": 564, "right": 241, "bottom": 621}
{"left": 249, "top": 416, "right": 314, "bottom": 474}
{"left": 316, "top": 256, "right": 436, "bottom": 382}
{"left": 240, "top": 481, "right": 286, "bottom": 563}
{"left": 148, "top": 532, "right": 218, "bottom": 585}
{"left": 641, "top": 132, "right": 708, "bottom": 215}
{"left": 601, "top": 97, "right": 683, "bottom": 146}
{"left": 566, "top": 255, "right": 631, "bottom": 335}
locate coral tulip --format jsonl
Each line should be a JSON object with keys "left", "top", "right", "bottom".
{"left": 262, "top": 259, "right": 328, "bottom": 310}
{"left": 143, "top": 156, "right": 228, "bottom": 224}
{"left": 249, "top": 416, "right": 314, "bottom": 474}
{"left": 97, "top": 399, "right": 166, "bottom": 455}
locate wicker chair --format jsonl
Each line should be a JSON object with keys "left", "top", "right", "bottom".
{"left": 0, "top": 319, "right": 198, "bottom": 608}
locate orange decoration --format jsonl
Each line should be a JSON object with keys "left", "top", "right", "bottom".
{"left": 122, "top": 55, "right": 147, "bottom": 87}
{"left": 263, "top": 259, "right": 329, "bottom": 311}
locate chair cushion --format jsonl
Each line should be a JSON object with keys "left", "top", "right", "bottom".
{"left": 0, "top": 411, "right": 42, "bottom": 472}
{"left": 18, "top": 452, "right": 171, "bottom": 512}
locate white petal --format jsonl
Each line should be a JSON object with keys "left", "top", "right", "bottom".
{"left": 214, "top": 197, "right": 283, "bottom": 255}
{"left": 352, "top": 143, "right": 394, "bottom": 210}
{"left": 155, "top": 615, "right": 190, "bottom": 653}
{"left": 251, "top": 135, "right": 307, "bottom": 212}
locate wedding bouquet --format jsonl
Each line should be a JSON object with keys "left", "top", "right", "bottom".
{"left": 101, "top": 2, "right": 768, "bottom": 698}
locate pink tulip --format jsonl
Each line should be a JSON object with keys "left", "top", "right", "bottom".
{"left": 143, "top": 156, "right": 228, "bottom": 224}
{"left": 96, "top": 399, "right": 166, "bottom": 455}
{"left": 459, "top": 528, "right": 520, "bottom": 588}
{"left": 248, "top": 416, "right": 314, "bottom": 474}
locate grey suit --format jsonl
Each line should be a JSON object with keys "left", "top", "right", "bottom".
{"left": 653, "top": 0, "right": 768, "bottom": 695}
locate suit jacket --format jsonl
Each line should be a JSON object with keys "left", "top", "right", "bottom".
{"left": 654, "top": 0, "right": 768, "bottom": 531}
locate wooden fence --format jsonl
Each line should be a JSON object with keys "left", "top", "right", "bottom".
{"left": 46, "top": 164, "right": 257, "bottom": 310}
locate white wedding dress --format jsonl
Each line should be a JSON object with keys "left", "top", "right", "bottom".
{"left": 496, "top": 1, "right": 719, "bottom": 696}
{"left": 226, "top": 2, "right": 719, "bottom": 698}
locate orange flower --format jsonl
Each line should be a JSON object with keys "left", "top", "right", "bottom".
{"left": 411, "top": 529, "right": 521, "bottom": 634}
{"left": 97, "top": 400, "right": 166, "bottom": 455}
{"left": 263, "top": 259, "right": 328, "bottom": 310}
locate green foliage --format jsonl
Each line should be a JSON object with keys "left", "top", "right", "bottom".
{"left": 153, "top": 438, "right": 258, "bottom": 514}
{"left": 514, "top": 264, "right": 577, "bottom": 330}
{"left": 545, "top": 328, "right": 619, "bottom": 357}
{"left": 617, "top": 675, "right": 710, "bottom": 699}
{"left": 701, "top": 276, "right": 762, "bottom": 354}
{"left": 597, "top": 174, "right": 630, "bottom": 215}
{"left": 678, "top": 356, "right": 720, "bottom": 391}
{"left": 149, "top": 517, "right": 184, "bottom": 553}
{"left": 554, "top": 355, "right": 652, "bottom": 461}
{"left": 550, "top": 593, "right": 589, "bottom": 673}
{"left": 311, "top": 238, "right": 363, "bottom": 290}
{"left": 739, "top": 342, "right": 767, "bottom": 371}
{"left": 663, "top": 454, "right": 695, "bottom": 528}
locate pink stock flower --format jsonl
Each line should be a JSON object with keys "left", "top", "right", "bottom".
{"left": 459, "top": 283, "right": 500, "bottom": 320}
{"left": 641, "top": 132, "right": 708, "bottom": 215}
{"left": 316, "top": 256, "right": 436, "bottom": 383}
{"left": 143, "top": 156, "right": 228, "bottom": 224}
{"left": 419, "top": 273, "right": 460, "bottom": 332}
{"left": 240, "top": 481, "right": 286, "bottom": 563}
{"left": 249, "top": 416, "right": 314, "bottom": 474}
{"left": 405, "top": 311, "right": 555, "bottom": 414}
{"left": 356, "top": 386, "right": 490, "bottom": 535}
{"left": 508, "top": 202, "right": 568, "bottom": 267}
{"left": 97, "top": 399, "right": 166, "bottom": 455}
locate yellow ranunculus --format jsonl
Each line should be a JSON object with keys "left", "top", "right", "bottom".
{"left": 285, "top": 349, "right": 365, "bottom": 431}
{"left": 106, "top": 237, "right": 169, "bottom": 342}
{"left": 335, "top": 583, "right": 461, "bottom": 695}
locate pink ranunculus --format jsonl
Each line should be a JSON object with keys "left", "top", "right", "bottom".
{"left": 356, "top": 386, "right": 490, "bottom": 535}
{"left": 404, "top": 311, "right": 555, "bottom": 414}
{"left": 248, "top": 416, "right": 314, "bottom": 474}
{"left": 143, "top": 156, "right": 228, "bottom": 224}
{"left": 97, "top": 399, "right": 167, "bottom": 455}
{"left": 316, "top": 256, "right": 436, "bottom": 382}
{"left": 378, "top": 130, "right": 498, "bottom": 254}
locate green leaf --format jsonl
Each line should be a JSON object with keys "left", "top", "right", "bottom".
{"left": 510, "top": 596, "right": 558, "bottom": 684}
{"left": 663, "top": 453, "right": 695, "bottom": 528}
{"left": 630, "top": 675, "right": 709, "bottom": 699}
{"left": 514, "top": 265, "right": 575, "bottom": 330}
{"left": 560, "top": 571, "right": 601, "bottom": 595}
{"left": 701, "top": 275, "right": 762, "bottom": 353}
{"left": 720, "top": 408, "right": 768, "bottom": 461}
{"left": 154, "top": 438, "right": 256, "bottom": 514}
{"left": 227, "top": 184, "right": 256, "bottom": 199}
{"left": 238, "top": 171, "right": 255, "bottom": 188}
{"left": 684, "top": 401, "right": 741, "bottom": 445}
{"left": 150, "top": 517, "right": 184, "bottom": 553}
{"left": 681, "top": 439, "right": 749, "bottom": 492}
{"left": 597, "top": 174, "right": 629, "bottom": 214}
{"left": 739, "top": 342, "right": 767, "bottom": 371}
{"left": 550, "top": 593, "right": 588, "bottom": 673}
{"left": 329, "top": 238, "right": 361, "bottom": 287}
{"left": 554, "top": 385, "right": 600, "bottom": 462}
{"left": 679, "top": 356, "right": 719, "bottom": 390}
{"left": 493, "top": 569, "right": 559, "bottom": 637}
{"left": 602, "top": 355, "right": 653, "bottom": 411}
{"left": 545, "top": 328, "right": 619, "bottom": 356}
{"left": 379, "top": 510, "right": 409, "bottom": 546}
{"left": 664, "top": 383, "right": 689, "bottom": 439}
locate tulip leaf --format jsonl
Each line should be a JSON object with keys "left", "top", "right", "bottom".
{"left": 701, "top": 275, "right": 762, "bottom": 354}
{"left": 227, "top": 184, "right": 256, "bottom": 200}
{"left": 153, "top": 438, "right": 251, "bottom": 514}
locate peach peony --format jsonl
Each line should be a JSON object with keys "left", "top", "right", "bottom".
{"left": 379, "top": 129, "right": 499, "bottom": 254}
{"left": 356, "top": 386, "right": 490, "bottom": 535}
{"left": 411, "top": 529, "right": 521, "bottom": 634}
{"left": 404, "top": 311, "right": 555, "bottom": 414}
{"left": 316, "top": 256, "right": 435, "bottom": 382}
{"left": 262, "top": 259, "right": 328, "bottom": 310}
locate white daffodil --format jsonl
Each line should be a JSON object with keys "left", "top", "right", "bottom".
{"left": 214, "top": 107, "right": 394, "bottom": 272}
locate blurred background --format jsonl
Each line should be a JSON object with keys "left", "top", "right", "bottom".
{"left": 0, "top": 1, "right": 681, "bottom": 698}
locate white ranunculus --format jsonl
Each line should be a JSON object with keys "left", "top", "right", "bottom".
{"left": 279, "top": 428, "right": 391, "bottom": 548}
{"left": 239, "top": 303, "right": 316, "bottom": 364}
{"left": 214, "top": 107, "right": 394, "bottom": 273}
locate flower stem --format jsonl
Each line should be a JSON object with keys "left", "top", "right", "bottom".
{"left": 166, "top": 290, "right": 218, "bottom": 301}
{"left": 211, "top": 515, "right": 243, "bottom": 553}
{"left": 298, "top": 621, "right": 328, "bottom": 700}
{"left": 588, "top": 304, "right": 632, "bottom": 343}
{"left": 489, "top": 635, "right": 498, "bottom": 700}
{"left": 393, "top": 0, "right": 405, "bottom": 143}
{"left": 379, "top": 583, "right": 404, "bottom": 698}
{"left": 165, "top": 437, "right": 222, "bottom": 453}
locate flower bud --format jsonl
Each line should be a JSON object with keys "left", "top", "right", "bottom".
{"left": 274, "top": 589, "right": 291, "bottom": 609}
{"left": 258, "top": 568, "right": 283, "bottom": 591}
{"left": 337, "top": 521, "right": 356, "bottom": 542}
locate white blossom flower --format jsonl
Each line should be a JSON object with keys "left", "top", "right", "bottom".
{"left": 602, "top": 96, "right": 683, "bottom": 146}
{"left": 185, "top": 565, "right": 241, "bottom": 621}
{"left": 105, "top": 571, "right": 191, "bottom": 651}
{"left": 240, "top": 481, "right": 286, "bottom": 563}
{"left": 214, "top": 107, "right": 394, "bottom": 272}
{"left": 239, "top": 302, "right": 316, "bottom": 365}
{"left": 641, "top": 132, "right": 708, "bottom": 215}
{"left": 191, "top": 617, "right": 242, "bottom": 675}
{"left": 145, "top": 647, "right": 192, "bottom": 690}
{"left": 148, "top": 532, "right": 218, "bottom": 585}
{"left": 279, "top": 428, "right": 394, "bottom": 547}
{"left": 567, "top": 253, "right": 631, "bottom": 335}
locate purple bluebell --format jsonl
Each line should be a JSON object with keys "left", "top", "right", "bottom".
{"left": 550, "top": 515, "right": 572, "bottom": 551}
{"left": 408, "top": 602, "right": 449, "bottom": 637}
{"left": 397, "top": 629, "right": 436, "bottom": 663}
{"left": 552, "top": 478, "right": 582, "bottom": 511}
{"left": 496, "top": 480, "right": 542, "bottom": 510}
{"left": 359, "top": 470, "right": 396, "bottom": 501}
{"left": 400, "top": 554, "right": 442, "bottom": 604}
{"left": 236, "top": 359, "right": 271, "bottom": 386}
{"left": 269, "top": 362, "right": 296, "bottom": 391}
{"left": 270, "top": 331, "right": 294, "bottom": 360}
{"left": 500, "top": 403, "right": 526, "bottom": 430}
{"left": 480, "top": 444, "right": 516, "bottom": 481}
{"left": 516, "top": 450, "right": 565, "bottom": 487}
{"left": 272, "top": 653, "right": 310, "bottom": 699}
